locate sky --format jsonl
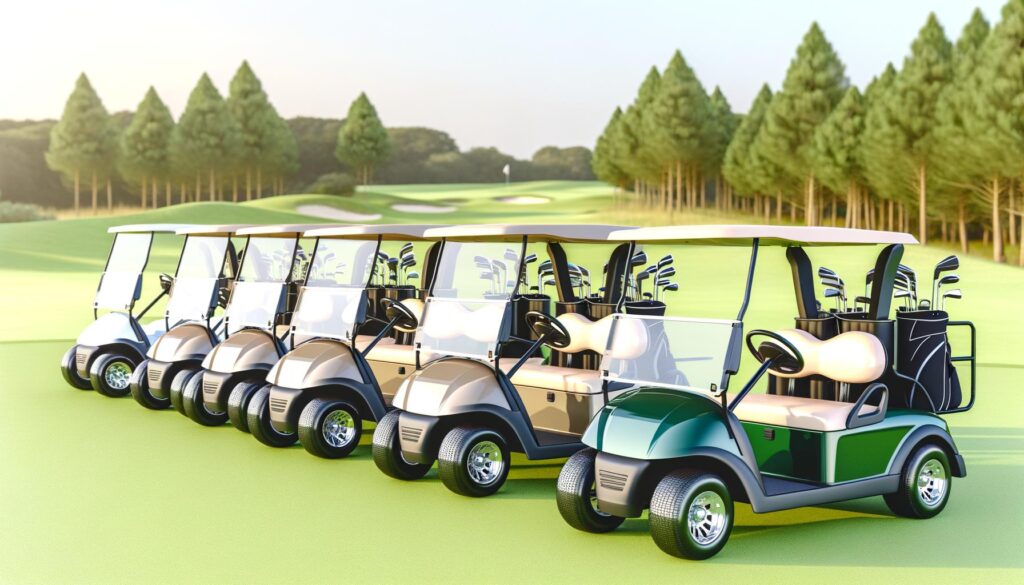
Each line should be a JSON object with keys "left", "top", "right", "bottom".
{"left": 0, "top": 0, "right": 1007, "bottom": 158}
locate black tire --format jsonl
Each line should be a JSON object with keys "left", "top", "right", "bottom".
{"left": 438, "top": 426, "right": 510, "bottom": 497}
{"left": 168, "top": 368, "right": 197, "bottom": 415}
{"left": 182, "top": 371, "right": 228, "bottom": 426}
{"left": 130, "top": 360, "right": 170, "bottom": 410}
{"left": 60, "top": 345, "right": 92, "bottom": 390}
{"left": 649, "top": 469, "right": 734, "bottom": 560}
{"left": 247, "top": 386, "right": 297, "bottom": 448}
{"left": 372, "top": 411, "right": 433, "bottom": 480}
{"left": 89, "top": 353, "right": 136, "bottom": 398}
{"left": 298, "top": 399, "right": 363, "bottom": 459}
{"left": 556, "top": 448, "right": 624, "bottom": 533}
{"left": 227, "top": 381, "right": 263, "bottom": 433}
{"left": 884, "top": 444, "right": 952, "bottom": 519}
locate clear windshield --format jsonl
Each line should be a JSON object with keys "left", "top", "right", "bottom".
{"left": 601, "top": 315, "right": 741, "bottom": 395}
{"left": 430, "top": 242, "right": 525, "bottom": 300}
{"left": 176, "top": 236, "right": 229, "bottom": 279}
{"left": 238, "top": 237, "right": 297, "bottom": 283}
{"left": 287, "top": 238, "right": 378, "bottom": 341}
{"left": 417, "top": 297, "right": 508, "bottom": 359}
{"left": 225, "top": 281, "right": 287, "bottom": 334}
{"left": 165, "top": 236, "right": 229, "bottom": 324}
{"left": 106, "top": 233, "right": 153, "bottom": 272}
{"left": 93, "top": 233, "right": 153, "bottom": 311}
{"left": 305, "top": 238, "right": 378, "bottom": 287}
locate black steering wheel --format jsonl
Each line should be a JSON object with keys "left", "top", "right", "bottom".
{"left": 745, "top": 329, "right": 804, "bottom": 375}
{"left": 159, "top": 273, "right": 174, "bottom": 294}
{"left": 381, "top": 298, "right": 418, "bottom": 330}
{"left": 525, "top": 311, "right": 571, "bottom": 349}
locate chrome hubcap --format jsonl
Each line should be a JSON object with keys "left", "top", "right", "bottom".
{"left": 687, "top": 491, "right": 727, "bottom": 546}
{"left": 323, "top": 409, "right": 356, "bottom": 448}
{"left": 467, "top": 440, "right": 504, "bottom": 486}
{"left": 104, "top": 361, "right": 132, "bottom": 390}
{"left": 917, "top": 458, "right": 948, "bottom": 507}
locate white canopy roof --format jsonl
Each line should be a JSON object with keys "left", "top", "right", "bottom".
{"left": 107, "top": 223, "right": 197, "bottom": 234}
{"left": 610, "top": 225, "right": 918, "bottom": 246}
{"left": 304, "top": 224, "right": 447, "bottom": 240}
{"left": 175, "top": 224, "right": 254, "bottom": 236}
{"left": 235, "top": 224, "right": 330, "bottom": 237}
{"left": 424, "top": 224, "right": 631, "bottom": 243}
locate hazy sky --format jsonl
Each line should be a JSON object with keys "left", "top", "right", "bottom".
{"left": 0, "top": 0, "right": 1006, "bottom": 157}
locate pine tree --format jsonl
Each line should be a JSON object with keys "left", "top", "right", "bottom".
{"left": 336, "top": 93, "right": 391, "bottom": 185}
{"left": 592, "top": 107, "right": 630, "bottom": 190}
{"left": 267, "top": 107, "right": 299, "bottom": 194}
{"left": 119, "top": 87, "right": 174, "bottom": 208}
{"left": 632, "top": 67, "right": 664, "bottom": 200}
{"left": 861, "top": 63, "right": 902, "bottom": 230}
{"left": 45, "top": 73, "right": 118, "bottom": 212}
{"left": 812, "top": 87, "right": 868, "bottom": 227}
{"left": 227, "top": 61, "right": 279, "bottom": 200}
{"left": 170, "top": 73, "right": 240, "bottom": 201}
{"left": 704, "top": 87, "right": 738, "bottom": 209}
{"left": 755, "top": 23, "right": 848, "bottom": 225}
{"left": 643, "top": 53, "right": 708, "bottom": 210}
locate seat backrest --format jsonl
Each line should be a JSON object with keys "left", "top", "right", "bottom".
{"left": 559, "top": 313, "right": 648, "bottom": 359}
{"left": 770, "top": 329, "right": 885, "bottom": 384}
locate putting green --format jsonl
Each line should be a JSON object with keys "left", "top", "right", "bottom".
{"left": 1, "top": 189, "right": 1022, "bottom": 583}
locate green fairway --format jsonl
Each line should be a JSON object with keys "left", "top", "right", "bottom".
{"left": 1, "top": 183, "right": 1022, "bottom": 583}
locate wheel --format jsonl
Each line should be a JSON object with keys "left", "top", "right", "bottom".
{"left": 182, "top": 371, "right": 228, "bottom": 426}
{"left": 169, "top": 368, "right": 197, "bottom": 415}
{"left": 649, "top": 469, "right": 734, "bottom": 560}
{"left": 884, "top": 444, "right": 952, "bottom": 519}
{"left": 89, "top": 353, "right": 135, "bottom": 397}
{"left": 372, "top": 411, "right": 433, "bottom": 480}
{"left": 60, "top": 345, "right": 92, "bottom": 390}
{"left": 298, "top": 399, "right": 363, "bottom": 459}
{"left": 227, "top": 381, "right": 263, "bottom": 433}
{"left": 438, "top": 426, "right": 510, "bottom": 497}
{"left": 130, "top": 360, "right": 170, "bottom": 410}
{"left": 246, "top": 386, "right": 297, "bottom": 448}
{"left": 556, "top": 448, "right": 625, "bottom": 533}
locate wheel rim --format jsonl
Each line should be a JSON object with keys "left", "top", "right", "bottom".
{"left": 104, "top": 361, "right": 132, "bottom": 390}
{"left": 917, "top": 458, "right": 948, "bottom": 507}
{"left": 687, "top": 490, "right": 728, "bottom": 546}
{"left": 466, "top": 440, "right": 504, "bottom": 486}
{"left": 323, "top": 409, "right": 356, "bottom": 448}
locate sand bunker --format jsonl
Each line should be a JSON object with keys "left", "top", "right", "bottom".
{"left": 391, "top": 204, "right": 456, "bottom": 213}
{"left": 297, "top": 205, "right": 382, "bottom": 222}
{"left": 495, "top": 196, "right": 550, "bottom": 205}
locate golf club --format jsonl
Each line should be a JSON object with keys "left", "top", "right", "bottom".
{"left": 931, "top": 255, "right": 959, "bottom": 306}
{"left": 941, "top": 289, "right": 961, "bottom": 311}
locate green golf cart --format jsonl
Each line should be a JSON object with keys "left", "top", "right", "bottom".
{"left": 555, "top": 225, "right": 975, "bottom": 560}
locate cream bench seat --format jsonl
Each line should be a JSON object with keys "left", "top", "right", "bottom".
{"left": 510, "top": 362, "right": 603, "bottom": 395}
{"left": 733, "top": 393, "right": 877, "bottom": 432}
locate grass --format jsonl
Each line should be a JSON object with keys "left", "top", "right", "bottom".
{"left": 1, "top": 180, "right": 1022, "bottom": 583}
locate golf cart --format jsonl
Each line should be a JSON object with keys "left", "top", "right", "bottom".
{"left": 555, "top": 225, "right": 975, "bottom": 560}
{"left": 129, "top": 225, "right": 248, "bottom": 411}
{"left": 61, "top": 224, "right": 195, "bottom": 397}
{"left": 372, "top": 224, "right": 645, "bottom": 497}
{"left": 179, "top": 224, "right": 319, "bottom": 426}
{"left": 245, "top": 225, "right": 445, "bottom": 459}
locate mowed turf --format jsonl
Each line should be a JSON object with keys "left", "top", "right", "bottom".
{"left": 1, "top": 182, "right": 1023, "bottom": 583}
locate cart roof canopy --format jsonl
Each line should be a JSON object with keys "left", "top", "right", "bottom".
{"left": 424, "top": 224, "right": 631, "bottom": 243}
{"left": 107, "top": 223, "right": 198, "bottom": 234}
{"left": 304, "top": 224, "right": 448, "bottom": 240}
{"left": 610, "top": 225, "right": 918, "bottom": 246}
{"left": 235, "top": 224, "right": 330, "bottom": 238}
{"left": 174, "top": 224, "right": 254, "bottom": 236}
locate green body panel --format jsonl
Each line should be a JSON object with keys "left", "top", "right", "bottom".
{"left": 582, "top": 388, "right": 740, "bottom": 461}
{"left": 742, "top": 422, "right": 825, "bottom": 482}
{"left": 834, "top": 425, "right": 913, "bottom": 482}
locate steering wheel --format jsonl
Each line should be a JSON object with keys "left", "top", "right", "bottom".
{"left": 745, "top": 329, "right": 804, "bottom": 375}
{"left": 525, "top": 311, "right": 571, "bottom": 349}
{"left": 159, "top": 273, "right": 174, "bottom": 293}
{"left": 381, "top": 298, "right": 418, "bottom": 331}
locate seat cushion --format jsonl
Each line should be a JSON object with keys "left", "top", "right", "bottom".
{"left": 733, "top": 394, "right": 877, "bottom": 432}
{"left": 365, "top": 342, "right": 416, "bottom": 365}
{"left": 510, "top": 362, "right": 603, "bottom": 395}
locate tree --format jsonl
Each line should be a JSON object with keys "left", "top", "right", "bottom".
{"left": 266, "top": 107, "right": 299, "bottom": 195}
{"left": 591, "top": 108, "right": 630, "bottom": 189}
{"left": 531, "top": 146, "right": 594, "bottom": 180}
{"left": 724, "top": 84, "right": 793, "bottom": 220}
{"left": 119, "top": 87, "right": 174, "bottom": 208}
{"left": 963, "top": 0, "right": 1024, "bottom": 263}
{"left": 704, "top": 86, "right": 738, "bottom": 208}
{"left": 227, "top": 61, "right": 279, "bottom": 200}
{"left": 755, "top": 23, "right": 848, "bottom": 225}
{"left": 45, "top": 73, "right": 118, "bottom": 212}
{"left": 335, "top": 93, "right": 390, "bottom": 185}
{"left": 861, "top": 63, "right": 902, "bottom": 229}
{"left": 644, "top": 52, "right": 708, "bottom": 210}
{"left": 170, "top": 73, "right": 240, "bottom": 201}
{"left": 883, "top": 13, "right": 954, "bottom": 243}
{"left": 812, "top": 87, "right": 868, "bottom": 227}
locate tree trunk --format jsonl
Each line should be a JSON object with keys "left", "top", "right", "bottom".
{"left": 166, "top": 180, "right": 171, "bottom": 207}
{"left": 918, "top": 164, "right": 928, "bottom": 245}
{"left": 246, "top": 168, "right": 252, "bottom": 201}
{"left": 789, "top": 202, "right": 796, "bottom": 222}
{"left": 195, "top": 172, "right": 201, "bottom": 203}
{"left": 992, "top": 176, "right": 1003, "bottom": 263}
{"left": 209, "top": 168, "right": 215, "bottom": 201}
{"left": 257, "top": 168, "right": 263, "bottom": 197}
{"left": 957, "top": 199, "right": 968, "bottom": 255}
{"left": 106, "top": 178, "right": 112, "bottom": 210}
{"left": 1009, "top": 181, "right": 1017, "bottom": 247}
{"left": 73, "top": 169, "right": 80, "bottom": 213}
{"left": 830, "top": 194, "right": 838, "bottom": 226}
{"left": 806, "top": 175, "right": 816, "bottom": 226}
{"left": 1019, "top": 209, "right": 1024, "bottom": 266}
{"left": 151, "top": 177, "right": 158, "bottom": 208}
{"left": 90, "top": 172, "right": 98, "bottom": 212}
{"left": 141, "top": 175, "right": 148, "bottom": 209}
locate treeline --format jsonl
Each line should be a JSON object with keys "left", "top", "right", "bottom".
{"left": 594, "top": 1, "right": 1024, "bottom": 265}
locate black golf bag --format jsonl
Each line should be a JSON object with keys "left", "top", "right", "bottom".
{"left": 894, "top": 310, "right": 962, "bottom": 412}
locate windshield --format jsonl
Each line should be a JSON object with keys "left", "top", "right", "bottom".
{"left": 106, "top": 233, "right": 153, "bottom": 272}
{"left": 238, "top": 236, "right": 297, "bottom": 283}
{"left": 93, "top": 233, "right": 154, "bottom": 311}
{"left": 430, "top": 241, "right": 525, "bottom": 300}
{"left": 225, "top": 281, "right": 287, "bottom": 334}
{"left": 417, "top": 297, "right": 508, "bottom": 359}
{"left": 176, "top": 236, "right": 229, "bottom": 278}
{"left": 601, "top": 315, "right": 741, "bottom": 395}
{"left": 289, "top": 237, "right": 379, "bottom": 341}
{"left": 305, "top": 238, "right": 377, "bottom": 287}
{"left": 165, "top": 236, "right": 229, "bottom": 324}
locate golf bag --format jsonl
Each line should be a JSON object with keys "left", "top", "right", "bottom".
{"left": 894, "top": 310, "right": 962, "bottom": 412}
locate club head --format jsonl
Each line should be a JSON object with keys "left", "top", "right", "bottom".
{"left": 479, "top": 270, "right": 493, "bottom": 280}
{"left": 636, "top": 271, "right": 651, "bottom": 283}
{"left": 406, "top": 272, "right": 419, "bottom": 280}
{"left": 823, "top": 288, "right": 841, "bottom": 299}
{"left": 661, "top": 283, "right": 678, "bottom": 293}
{"left": 399, "top": 243, "right": 414, "bottom": 256}
{"left": 943, "top": 289, "right": 962, "bottom": 300}
{"left": 655, "top": 278, "right": 670, "bottom": 287}
{"left": 504, "top": 249, "right": 519, "bottom": 262}
{"left": 657, "top": 266, "right": 675, "bottom": 279}
{"left": 894, "top": 290, "right": 911, "bottom": 299}
{"left": 543, "top": 279, "right": 556, "bottom": 287}
{"left": 376, "top": 251, "right": 389, "bottom": 261}
{"left": 537, "top": 259, "right": 552, "bottom": 273}
{"left": 865, "top": 269, "right": 874, "bottom": 285}
{"left": 657, "top": 254, "right": 673, "bottom": 269}
{"left": 855, "top": 295, "right": 871, "bottom": 306}
{"left": 642, "top": 292, "right": 653, "bottom": 300}
{"left": 524, "top": 253, "right": 538, "bottom": 264}
{"left": 933, "top": 255, "right": 959, "bottom": 280}
{"left": 818, "top": 267, "right": 837, "bottom": 279}
{"left": 938, "top": 274, "right": 960, "bottom": 287}
{"left": 578, "top": 266, "right": 590, "bottom": 278}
